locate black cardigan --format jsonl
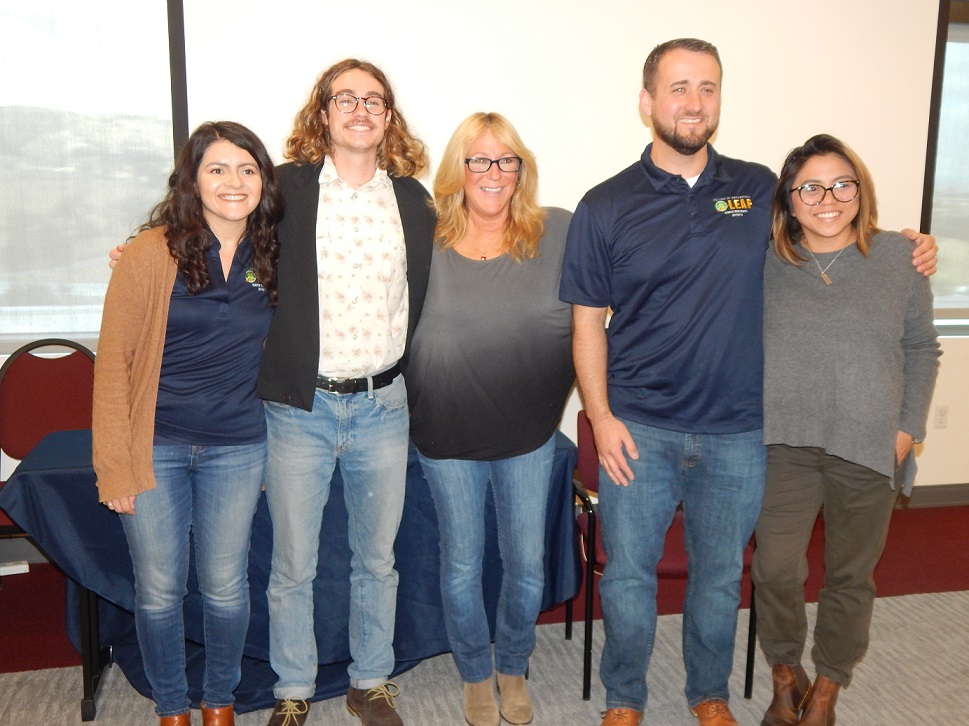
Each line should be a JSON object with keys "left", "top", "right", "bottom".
{"left": 257, "top": 160, "right": 436, "bottom": 411}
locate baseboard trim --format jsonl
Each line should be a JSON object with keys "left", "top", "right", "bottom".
{"left": 898, "top": 483, "right": 969, "bottom": 508}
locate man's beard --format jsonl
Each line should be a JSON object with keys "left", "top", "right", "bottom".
{"left": 652, "top": 118, "right": 717, "bottom": 156}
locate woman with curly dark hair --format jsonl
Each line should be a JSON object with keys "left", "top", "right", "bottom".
{"left": 93, "top": 121, "right": 282, "bottom": 726}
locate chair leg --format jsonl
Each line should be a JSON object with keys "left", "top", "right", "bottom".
{"left": 79, "top": 583, "right": 112, "bottom": 720}
{"left": 582, "top": 511, "right": 597, "bottom": 701}
{"left": 744, "top": 580, "right": 756, "bottom": 699}
{"left": 565, "top": 598, "right": 573, "bottom": 640}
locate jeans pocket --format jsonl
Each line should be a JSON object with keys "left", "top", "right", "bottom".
{"left": 373, "top": 376, "right": 407, "bottom": 411}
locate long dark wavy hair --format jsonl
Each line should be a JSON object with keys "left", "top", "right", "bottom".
{"left": 136, "top": 121, "right": 283, "bottom": 304}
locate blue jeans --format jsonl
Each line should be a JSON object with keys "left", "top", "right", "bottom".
{"left": 418, "top": 435, "right": 555, "bottom": 684}
{"left": 121, "top": 441, "right": 266, "bottom": 717}
{"left": 598, "top": 419, "right": 765, "bottom": 712}
{"left": 264, "top": 375, "right": 409, "bottom": 696}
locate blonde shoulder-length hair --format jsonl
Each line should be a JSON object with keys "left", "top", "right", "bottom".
{"left": 771, "top": 133, "right": 879, "bottom": 265}
{"left": 284, "top": 58, "right": 428, "bottom": 178}
{"left": 433, "top": 112, "right": 546, "bottom": 261}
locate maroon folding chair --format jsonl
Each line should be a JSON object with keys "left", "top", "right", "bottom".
{"left": 0, "top": 338, "right": 95, "bottom": 537}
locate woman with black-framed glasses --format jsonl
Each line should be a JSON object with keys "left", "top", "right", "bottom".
{"left": 754, "top": 134, "right": 941, "bottom": 726}
{"left": 405, "top": 112, "right": 574, "bottom": 726}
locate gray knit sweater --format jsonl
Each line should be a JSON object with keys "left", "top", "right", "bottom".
{"left": 763, "top": 231, "right": 941, "bottom": 493}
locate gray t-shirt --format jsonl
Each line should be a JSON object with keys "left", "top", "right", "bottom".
{"left": 763, "top": 230, "right": 940, "bottom": 487}
{"left": 408, "top": 207, "right": 575, "bottom": 460}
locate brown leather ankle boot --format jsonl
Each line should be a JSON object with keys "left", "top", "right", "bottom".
{"left": 201, "top": 705, "right": 234, "bottom": 726}
{"left": 797, "top": 675, "right": 840, "bottom": 726}
{"left": 761, "top": 664, "right": 810, "bottom": 726}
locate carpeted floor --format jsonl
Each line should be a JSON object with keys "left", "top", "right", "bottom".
{"left": 1, "top": 591, "right": 966, "bottom": 725}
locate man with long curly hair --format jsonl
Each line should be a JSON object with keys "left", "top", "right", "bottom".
{"left": 256, "top": 59, "right": 436, "bottom": 726}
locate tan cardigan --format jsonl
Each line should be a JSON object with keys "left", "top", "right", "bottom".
{"left": 93, "top": 227, "right": 177, "bottom": 502}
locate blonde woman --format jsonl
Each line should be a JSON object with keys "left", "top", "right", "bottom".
{"left": 407, "top": 113, "right": 574, "bottom": 726}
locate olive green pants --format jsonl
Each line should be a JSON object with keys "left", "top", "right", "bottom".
{"left": 752, "top": 444, "right": 898, "bottom": 686}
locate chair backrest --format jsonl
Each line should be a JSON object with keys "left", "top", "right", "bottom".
{"left": 576, "top": 410, "right": 600, "bottom": 495}
{"left": 0, "top": 338, "right": 95, "bottom": 461}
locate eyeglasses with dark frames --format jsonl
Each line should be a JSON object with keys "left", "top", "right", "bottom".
{"left": 790, "top": 180, "right": 861, "bottom": 206}
{"left": 329, "top": 93, "right": 388, "bottom": 115}
{"left": 464, "top": 156, "right": 523, "bottom": 173}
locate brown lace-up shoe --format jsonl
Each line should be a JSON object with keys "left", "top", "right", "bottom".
{"left": 691, "top": 699, "right": 739, "bottom": 725}
{"left": 600, "top": 708, "right": 643, "bottom": 725}
{"left": 346, "top": 682, "right": 403, "bottom": 726}
{"left": 266, "top": 698, "right": 310, "bottom": 726}
{"left": 797, "top": 675, "right": 840, "bottom": 726}
{"left": 761, "top": 664, "right": 811, "bottom": 726}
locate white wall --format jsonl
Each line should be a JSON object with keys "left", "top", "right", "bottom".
{"left": 183, "top": 1, "right": 957, "bottom": 488}
{"left": 184, "top": 1, "right": 938, "bottom": 228}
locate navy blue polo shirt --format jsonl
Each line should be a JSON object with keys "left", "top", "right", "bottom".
{"left": 154, "top": 234, "right": 273, "bottom": 445}
{"left": 559, "top": 144, "right": 777, "bottom": 434}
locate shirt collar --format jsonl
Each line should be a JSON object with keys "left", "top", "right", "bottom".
{"left": 639, "top": 143, "right": 731, "bottom": 191}
{"left": 318, "top": 155, "right": 389, "bottom": 191}
{"left": 204, "top": 228, "right": 250, "bottom": 253}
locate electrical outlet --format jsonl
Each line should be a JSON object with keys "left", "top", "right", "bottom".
{"left": 934, "top": 405, "right": 949, "bottom": 428}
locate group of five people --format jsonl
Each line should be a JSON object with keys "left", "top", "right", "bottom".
{"left": 94, "top": 36, "right": 940, "bottom": 726}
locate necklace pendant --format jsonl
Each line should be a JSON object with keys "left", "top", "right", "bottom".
{"left": 480, "top": 254, "right": 487, "bottom": 261}
{"left": 820, "top": 272, "right": 832, "bottom": 285}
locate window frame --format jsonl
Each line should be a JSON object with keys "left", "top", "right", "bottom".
{"left": 923, "top": 0, "right": 969, "bottom": 335}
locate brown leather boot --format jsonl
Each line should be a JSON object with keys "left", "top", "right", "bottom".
{"left": 797, "top": 675, "right": 840, "bottom": 726}
{"left": 202, "top": 705, "right": 235, "bottom": 726}
{"left": 761, "top": 664, "right": 811, "bottom": 726}
{"left": 159, "top": 714, "right": 191, "bottom": 726}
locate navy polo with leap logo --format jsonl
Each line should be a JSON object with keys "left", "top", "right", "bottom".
{"left": 154, "top": 233, "right": 273, "bottom": 445}
{"left": 559, "top": 143, "right": 777, "bottom": 433}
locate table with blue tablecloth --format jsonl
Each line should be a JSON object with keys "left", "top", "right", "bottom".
{"left": 0, "top": 429, "right": 579, "bottom": 717}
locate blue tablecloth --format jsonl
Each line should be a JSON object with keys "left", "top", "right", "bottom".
{"left": 0, "top": 429, "right": 579, "bottom": 712}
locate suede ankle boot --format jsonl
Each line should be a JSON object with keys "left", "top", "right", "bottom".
{"left": 463, "top": 678, "right": 499, "bottom": 726}
{"left": 761, "top": 664, "right": 810, "bottom": 726}
{"left": 496, "top": 673, "right": 533, "bottom": 725}
{"left": 797, "top": 674, "right": 840, "bottom": 726}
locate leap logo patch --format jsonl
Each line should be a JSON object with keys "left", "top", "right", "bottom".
{"left": 245, "top": 268, "right": 266, "bottom": 292}
{"left": 714, "top": 196, "right": 754, "bottom": 217}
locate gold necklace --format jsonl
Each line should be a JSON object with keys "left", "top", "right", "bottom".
{"left": 804, "top": 244, "right": 848, "bottom": 285}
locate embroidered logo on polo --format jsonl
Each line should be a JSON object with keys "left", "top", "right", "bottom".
{"left": 714, "top": 196, "right": 754, "bottom": 217}
{"left": 245, "top": 269, "right": 265, "bottom": 292}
